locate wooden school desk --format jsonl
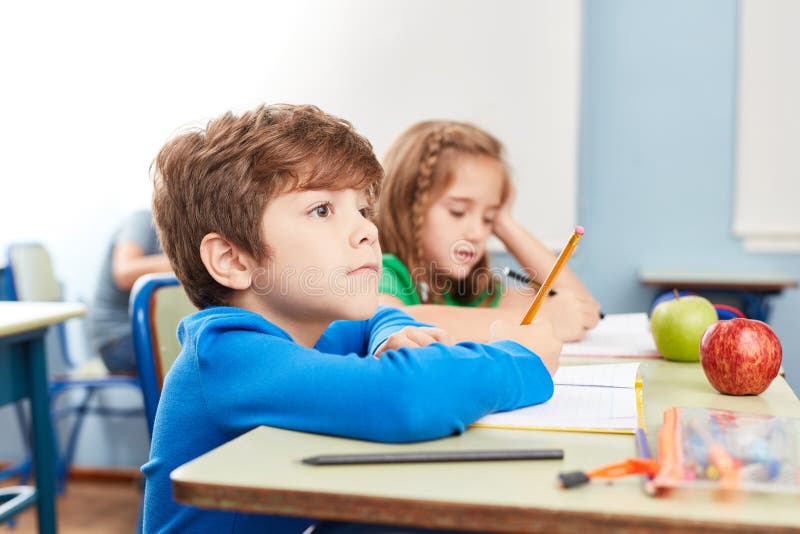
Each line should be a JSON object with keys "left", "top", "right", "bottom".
{"left": 639, "top": 270, "right": 798, "bottom": 323}
{"left": 0, "top": 301, "right": 86, "bottom": 534}
{"left": 171, "top": 357, "right": 800, "bottom": 533}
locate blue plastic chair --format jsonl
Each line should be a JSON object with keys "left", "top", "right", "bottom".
{"left": 130, "top": 273, "right": 195, "bottom": 532}
{"left": 5, "top": 243, "right": 145, "bottom": 490}
{"left": 130, "top": 273, "right": 196, "bottom": 437}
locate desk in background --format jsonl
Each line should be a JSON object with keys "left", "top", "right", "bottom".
{"left": 0, "top": 301, "right": 86, "bottom": 533}
{"left": 171, "top": 358, "right": 800, "bottom": 533}
{"left": 639, "top": 270, "right": 798, "bottom": 322}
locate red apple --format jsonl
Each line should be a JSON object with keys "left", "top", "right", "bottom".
{"left": 699, "top": 319, "right": 782, "bottom": 395}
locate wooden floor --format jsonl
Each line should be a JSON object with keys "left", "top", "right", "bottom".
{"left": 1, "top": 478, "right": 140, "bottom": 533}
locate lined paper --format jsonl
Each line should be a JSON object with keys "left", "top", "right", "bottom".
{"left": 562, "top": 313, "right": 660, "bottom": 358}
{"left": 473, "top": 363, "right": 642, "bottom": 434}
{"left": 553, "top": 361, "right": 641, "bottom": 388}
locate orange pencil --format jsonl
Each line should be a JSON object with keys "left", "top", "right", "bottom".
{"left": 520, "top": 226, "right": 584, "bottom": 325}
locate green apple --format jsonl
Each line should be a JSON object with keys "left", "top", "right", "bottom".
{"left": 650, "top": 293, "right": 718, "bottom": 362}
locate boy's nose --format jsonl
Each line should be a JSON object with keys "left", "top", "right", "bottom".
{"left": 352, "top": 216, "right": 378, "bottom": 247}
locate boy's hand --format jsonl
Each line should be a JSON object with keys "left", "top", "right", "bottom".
{"left": 539, "top": 288, "right": 601, "bottom": 342}
{"left": 489, "top": 319, "right": 561, "bottom": 376}
{"left": 374, "top": 326, "right": 453, "bottom": 358}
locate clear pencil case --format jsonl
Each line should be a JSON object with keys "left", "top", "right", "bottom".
{"left": 654, "top": 407, "right": 800, "bottom": 494}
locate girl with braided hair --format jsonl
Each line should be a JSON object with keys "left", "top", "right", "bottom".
{"left": 376, "top": 120, "right": 601, "bottom": 343}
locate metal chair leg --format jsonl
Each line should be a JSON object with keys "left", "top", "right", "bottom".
{"left": 47, "top": 387, "right": 96, "bottom": 492}
{"left": 60, "top": 388, "right": 97, "bottom": 488}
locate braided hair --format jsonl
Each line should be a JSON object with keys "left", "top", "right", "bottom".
{"left": 377, "top": 121, "right": 510, "bottom": 305}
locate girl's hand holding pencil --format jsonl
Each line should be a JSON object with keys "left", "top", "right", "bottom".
{"left": 520, "top": 226, "right": 585, "bottom": 325}
{"left": 503, "top": 267, "right": 601, "bottom": 341}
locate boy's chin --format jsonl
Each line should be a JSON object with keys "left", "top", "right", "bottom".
{"left": 337, "top": 298, "right": 379, "bottom": 321}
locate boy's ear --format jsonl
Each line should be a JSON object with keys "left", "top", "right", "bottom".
{"left": 199, "top": 232, "right": 256, "bottom": 290}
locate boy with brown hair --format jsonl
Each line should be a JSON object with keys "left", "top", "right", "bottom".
{"left": 143, "top": 104, "right": 561, "bottom": 533}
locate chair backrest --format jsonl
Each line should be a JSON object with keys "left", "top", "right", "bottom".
{"left": 130, "top": 273, "right": 197, "bottom": 436}
{"left": 6, "top": 243, "right": 61, "bottom": 302}
{"left": 6, "top": 243, "right": 75, "bottom": 368}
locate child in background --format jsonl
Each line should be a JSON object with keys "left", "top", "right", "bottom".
{"left": 377, "top": 120, "right": 601, "bottom": 342}
{"left": 143, "top": 104, "right": 562, "bottom": 533}
{"left": 89, "top": 209, "right": 172, "bottom": 372}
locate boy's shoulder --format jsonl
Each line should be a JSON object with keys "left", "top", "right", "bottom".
{"left": 181, "top": 305, "right": 418, "bottom": 334}
{"left": 178, "top": 306, "right": 293, "bottom": 347}
{"left": 178, "top": 305, "right": 424, "bottom": 357}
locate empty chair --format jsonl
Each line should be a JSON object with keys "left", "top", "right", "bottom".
{"left": 5, "top": 243, "right": 145, "bottom": 489}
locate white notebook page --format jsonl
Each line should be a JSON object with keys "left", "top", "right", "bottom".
{"left": 562, "top": 313, "right": 660, "bottom": 358}
{"left": 474, "top": 362, "right": 642, "bottom": 433}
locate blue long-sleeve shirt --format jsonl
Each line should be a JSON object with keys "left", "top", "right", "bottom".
{"left": 142, "top": 306, "right": 554, "bottom": 533}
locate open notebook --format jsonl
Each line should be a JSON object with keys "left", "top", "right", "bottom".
{"left": 562, "top": 313, "right": 660, "bottom": 358}
{"left": 473, "top": 362, "right": 644, "bottom": 434}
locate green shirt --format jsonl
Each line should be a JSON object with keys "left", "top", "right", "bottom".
{"left": 380, "top": 253, "right": 502, "bottom": 307}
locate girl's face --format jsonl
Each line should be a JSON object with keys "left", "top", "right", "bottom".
{"left": 421, "top": 153, "right": 505, "bottom": 280}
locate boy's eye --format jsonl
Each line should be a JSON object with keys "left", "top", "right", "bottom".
{"left": 359, "top": 207, "right": 374, "bottom": 219}
{"left": 449, "top": 210, "right": 465, "bottom": 218}
{"left": 310, "top": 202, "right": 333, "bottom": 218}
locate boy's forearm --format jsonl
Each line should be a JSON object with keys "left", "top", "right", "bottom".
{"left": 202, "top": 327, "right": 552, "bottom": 444}
{"left": 353, "top": 341, "right": 553, "bottom": 442}
{"left": 493, "top": 216, "right": 595, "bottom": 303}
{"left": 366, "top": 306, "right": 435, "bottom": 355}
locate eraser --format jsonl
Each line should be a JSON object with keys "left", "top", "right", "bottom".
{"left": 574, "top": 225, "right": 585, "bottom": 236}
{"left": 558, "top": 471, "right": 591, "bottom": 489}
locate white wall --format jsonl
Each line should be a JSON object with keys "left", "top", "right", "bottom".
{"left": 0, "top": 0, "right": 580, "bottom": 467}
{"left": 1, "top": 0, "right": 580, "bottom": 301}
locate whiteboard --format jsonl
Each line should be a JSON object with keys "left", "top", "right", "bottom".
{"left": 734, "top": 0, "right": 800, "bottom": 251}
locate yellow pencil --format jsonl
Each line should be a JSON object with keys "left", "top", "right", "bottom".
{"left": 520, "top": 226, "right": 584, "bottom": 325}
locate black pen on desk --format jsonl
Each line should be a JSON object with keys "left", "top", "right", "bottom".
{"left": 503, "top": 267, "right": 605, "bottom": 319}
{"left": 302, "top": 449, "right": 564, "bottom": 466}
